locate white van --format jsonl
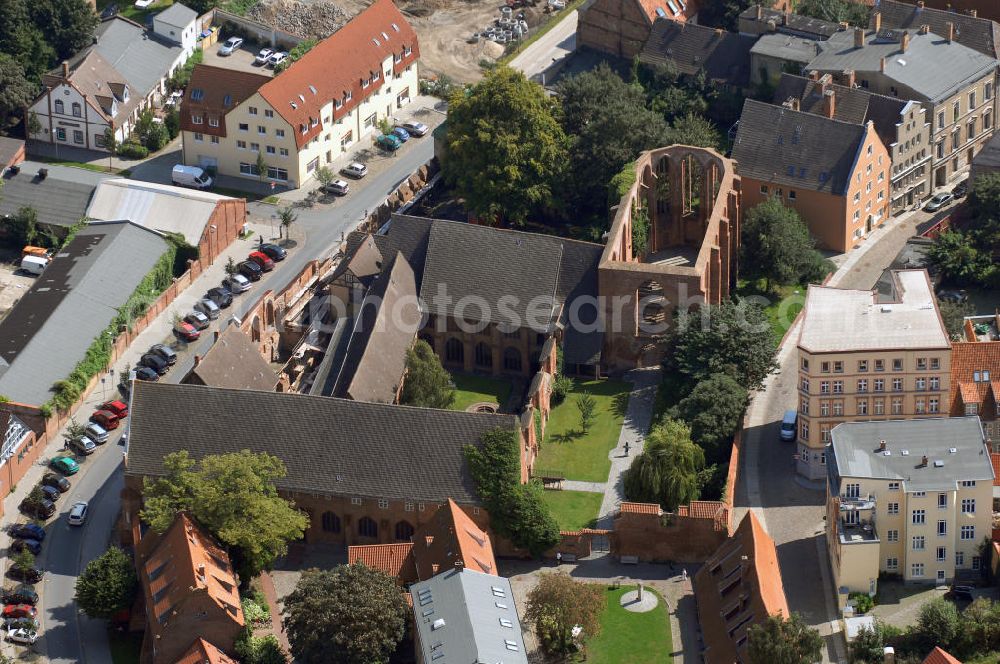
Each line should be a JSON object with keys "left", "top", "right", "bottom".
{"left": 779, "top": 410, "right": 798, "bottom": 442}
{"left": 171, "top": 164, "right": 213, "bottom": 189}
{"left": 20, "top": 255, "right": 48, "bottom": 276}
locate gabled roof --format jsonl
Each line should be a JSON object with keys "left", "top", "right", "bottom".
{"left": 0, "top": 137, "right": 24, "bottom": 167}
{"left": 873, "top": 0, "right": 1000, "bottom": 59}
{"left": 42, "top": 50, "right": 138, "bottom": 122}
{"left": 258, "top": 0, "right": 419, "bottom": 149}
{"left": 413, "top": 499, "right": 497, "bottom": 580}
{"left": 179, "top": 65, "right": 271, "bottom": 138}
{"left": 175, "top": 638, "right": 239, "bottom": 664}
{"left": 694, "top": 512, "right": 789, "bottom": 664}
{"left": 411, "top": 569, "right": 529, "bottom": 664}
{"left": 640, "top": 19, "right": 756, "bottom": 86}
{"left": 732, "top": 98, "right": 868, "bottom": 195}
{"left": 126, "top": 381, "right": 520, "bottom": 503}
{"left": 0, "top": 170, "right": 95, "bottom": 228}
{"left": 95, "top": 17, "right": 184, "bottom": 97}
{"left": 187, "top": 325, "right": 278, "bottom": 392}
{"left": 0, "top": 222, "right": 169, "bottom": 407}
{"left": 739, "top": 6, "right": 841, "bottom": 39}
{"left": 155, "top": 2, "right": 197, "bottom": 27}
{"left": 949, "top": 340, "right": 1000, "bottom": 416}
{"left": 348, "top": 543, "right": 417, "bottom": 583}
{"left": 923, "top": 646, "right": 963, "bottom": 664}
{"left": 750, "top": 32, "right": 820, "bottom": 62}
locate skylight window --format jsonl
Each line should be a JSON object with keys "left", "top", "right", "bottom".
{"left": 381, "top": 31, "right": 389, "bottom": 40}
{"left": 298, "top": 94, "right": 305, "bottom": 102}
{"left": 372, "top": 38, "right": 381, "bottom": 46}
{"left": 308, "top": 84, "right": 317, "bottom": 94}
{"left": 392, "top": 22, "right": 400, "bottom": 31}
{"left": 290, "top": 101, "right": 297, "bottom": 109}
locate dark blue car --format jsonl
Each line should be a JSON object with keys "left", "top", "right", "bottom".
{"left": 10, "top": 524, "right": 45, "bottom": 541}
{"left": 390, "top": 127, "right": 410, "bottom": 143}
{"left": 9, "top": 539, "right": 41, "bottom": 555}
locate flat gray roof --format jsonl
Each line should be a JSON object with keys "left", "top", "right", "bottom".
{"left": 0, "top": 170, "right": 95, "bottom": 228}
{"left": 0, "top": 221, "right": 169, "bottom": 406}
{"left": 752, "top": 33, "right": 819, "bottom": 62}
{"left": 829, "top": 416, "right": 994, "bottom": 491}
{"left": 411, "top": 569, "right": 528, "bottom": 664}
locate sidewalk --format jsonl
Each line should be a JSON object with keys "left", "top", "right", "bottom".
{"left": 26, "top": 136, "right": 180, "bottom": 173}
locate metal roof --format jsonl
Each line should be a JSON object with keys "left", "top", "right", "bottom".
{"left": 751, "top": 33, "right": 820, "bottom": 62}
{"left": 154, "top": 2, "right": 197, "bottom": 28}
{"left": 0, "top": 171, "right": 95, "bottom": 227}
{"left": 410, "top": 569, "right": 529, "bottom": 664}
{"left": 95, "top": 18, "right": 183, "bottom": 97}
{"left": 829, "top": 416, "right": 994, "bottom": 491}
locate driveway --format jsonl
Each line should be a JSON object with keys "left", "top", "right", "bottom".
{"left": 509, "top": 7, "right": 578, "bottom": 83}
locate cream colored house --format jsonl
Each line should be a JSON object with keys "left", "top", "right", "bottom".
{"left": 827, "top": 417, "right": 994, "bottom": 608}
{"left": 180, "top": 0, "right": 419, "bottom": 188}
{"left": 796, "top": 270, "right": 951, "bottom": 479}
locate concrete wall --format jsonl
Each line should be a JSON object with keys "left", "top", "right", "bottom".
{"left": 213, "top": 9, "right": 303, "bottom": 50}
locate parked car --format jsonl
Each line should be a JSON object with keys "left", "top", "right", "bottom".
{"left": 98, "top": 400, "right": 128, "bottom": 418}
{"left": 184, "top": 311, "right": 210, "bottom": 330}
{"left": 340, "top": 162, "right": 368, "bottom": 179}
{"left": 49, "top": 457, "right": 79, "bottom": 476}
{"left": 4, "top": 618, "right": 39, "bottom": 632}
{"left": 238, "top": 260, "right": 263, "bottom": 282}
{"left": 134, "top": 366, "right": 160, "bottom": 381}
{"left": 18, "top": 499, "right": 54, "bottom": 520}
{"left": 206, "top": 287, "right": 233, "bottom": 309}
{"left": 258, "top": 243, "right": 287, "bottom": 261}
{"left": 254, "top": 47, "right": 273, "bottom": 65}
{"left": 267, "top": 51, "right": 288, "bottom": 68}
{"left": 2, "top": 605, "right": 36, "bottom": 620}
{"left": 139, "top": 353, "right": 169, "bottom": 376}
{"left": 224, "top": 274, "right": 251, "bottom": 293}
{"left": 397, "top": 121, "right": 429, "bottom": 137}
{"left": 84, "top": 422, "right": 108, "bottom": 444}
{"left": 779, "top": 410, "right": 798, "bottom": 442}
{"left": 390, "top": 126, "right": 410, "bottom": 143}
{"left": 952, "top": 179, "right": 969, "bottom": 198}
{"left": 149, "top": 344, "right": 177, "bottom": 366}
{"left": 1, "top": 586, "right": 38, "bottom": 606}
{"left": 375, "top": 134, "right": 402, "bottom": 151}
{"left": 248, "top": 251, "right": 275, "bottom": 272}
{"left": 41, "top": 474, "right": 70, "bottom": 493}
{"left": 38, "top": 486, "right": 60, "bottom": 503}
{"left": 171, "top": 164, "right": 213, "bottom": 190}
{"left": 68, "top": 502, "right": 89, "bottom": 527}
{"left": 8, "top": 540, "right": 41, "bottom": 556}
{"left": 194, "top": 298, "right": 221, "bottom": 320}
{"left": 948, "top": 585, "right": 974, "bottom": 601}
{"left": 6, "top": 626, "right": 37, "bottom": 645}
{"left": 90, "top": 410, "right": 120, "bottom": 430}
{"left": 924, "top": 192, "right": 954, "bottom": 212}
{"left": 6, "top": 567, "right": 42, "bottom": 586}
{"left": 219, "top": 36, "right": 243, "bottom": 56}
{"left": 174, "top": 322, "right": 201, "bottom": 342}
{"left": 68, "top": 437, "right": 96, "bottom": 456}
{"left": 937, "top": 289, "right": 968, "bottom": 304}
{"left": 9, "top": 525, "right": 44, "bottom": 542}
{"left": 323, "top": 179, "right": 350, "bottom": 196}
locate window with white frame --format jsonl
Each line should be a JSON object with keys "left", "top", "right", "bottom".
{"left": 887, "top": 502, "right": 899, "bottom": 515}
{"left": 912, "top": 536, "right": 925, "bottom": 550}
{"left": 911, "top": 563, "right": 924, "bottom": 577}
{"left": 961, "top": 499, "right": 975, "bottom": 514}
{"left": 961, "top": 525, "right": 975, "bottom": 540}
{"left": 912, "top": 509, "right": 925, "bottom": 524}
{"left": 886, "top": 557, "right": 898, "bottom": 570}
{"left": 886, "top": 529, "right": 898, "bottom": 542}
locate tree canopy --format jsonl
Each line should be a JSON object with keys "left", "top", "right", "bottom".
{"left": 74, "top": 547, "right": 138, "bottom": 620}
{"left": 927, "top": 173, "right": 1000, "bottom": 288}
{"left": 674, "top": 373, "right": 748, "bottom": 455}
{"left": 698, "top": 0, "right": 774, "bottom": 31}
{"left": 741, "top": 197, "right": 833, "bottom": 291}
{"left": 283, "top": 564, "right": 407, "bottom": 664}
{"left": 671, "top": 300, "right": 779, "bottom": 391}
{"left": 524, "top": 573, "right": 604, "bottom": 656}
{"left": 141, "top": 450, "right": 308, "bottom": 581}
{"left": 444, "top": 66, "right": 568, "bottom": 225}
{"left": 399, "top": 339, "right": 455, "bottom": 409}
{"left": 747, "top": 613, "right": 823, "bottom": 664}
{"left": 0, "top": 0, "right": 95, "bottom": 85}
{"left": 796, "top": 0, "right": 871, "bottom": 26}
{"left": 0, "top": 55, "right": 35, "bottom": 130}
{"left": 623, "top": 418, "right": 705, "bottom": 510}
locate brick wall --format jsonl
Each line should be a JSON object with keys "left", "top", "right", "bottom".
{"left": 613, "top": 503, "right": 729, "bottom": 562}
{"left": 579, "top": 0, "right": 654, "bottom": 58}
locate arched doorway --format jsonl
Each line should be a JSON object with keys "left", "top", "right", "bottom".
{"left": 394, "top": 520, "right": 414, "bottom": 541}
{"left": 358, "top": 516, "right": 378, "bottom": 539}
{"left": 445, "top": 337, "right": 464, "bottom": 365}
{"left": 474, "top": 342, "right": 493, "bottom": 369}
{"left": 321, "top": 511, "right": 341, "bottom": 534}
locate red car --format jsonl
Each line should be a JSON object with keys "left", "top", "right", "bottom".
{"left": 90, "top": 410, "right": 120, "bottom": 430}
{"left": 2, "top": 604, "right": 36, "bottom": 619}
{"left": 98, "top": 400, "right": 128, "bottom": 419}
{"left": 248, "top": 251, "right": 274, "bottom": 272}
{"left": 174, "top": 321, "right": 201, "bottom": 341}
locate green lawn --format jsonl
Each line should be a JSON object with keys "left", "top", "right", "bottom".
{"left": 540, "top": 490, "right": 603, "bottom": 530}
{"left": 449, "top": 373, "right": 513, "bottom": 412}
{"left": 97, "top": 0, "right": 175, "bottom": 23}
{"left": 535, "top": 379, "right": 631, "bottom": 483}
{"left": 736, "top": 279, "right": 807, "bottom": 343}
{"left": 585, "top": 586, "right": 672, "bottom": 664}
{"left": 108, "top": 629, "right": 143, "bottom": 664}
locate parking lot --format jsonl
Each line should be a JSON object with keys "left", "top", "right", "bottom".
{"left": 0, "top": 253, "right": 37, "bottom": 321}
{"left": 200, "top": 42, "right": 277, "bottom": 77}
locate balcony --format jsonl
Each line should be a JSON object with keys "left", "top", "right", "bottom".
{"left": 839, "top": 494, "right": 876, "bottom": 511}
{"left": 839, "top": 518, "right": 879, "bottom": 544}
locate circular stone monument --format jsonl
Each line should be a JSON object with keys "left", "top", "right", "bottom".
{"left": 619, "top": 584, "right": 659, "bottom": 613}
{"left": 466, "top": 402, "right": 499, "bottom": 414}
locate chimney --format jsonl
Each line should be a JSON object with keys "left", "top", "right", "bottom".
{"left": 193, "top": 355, "right": 201, "bottom": 366}
{"left": 841, "top": 69, "right": 856, "bottom": 88}
{"left": 819, "top": 73, "right": 832, "bottom": 94}
{"left": 839, "top": 21, "right": 849, "bottom": 31}
{"left": 214, "top": 330, "right": 220, "bottom": 342}
{"left": 919, "top": 24, "right": 930, "bottom": 35}
{"left": 879, "top": 440, "right": 887, "bottom": 452}
{"left": 901, "top": 31, "right": 910, "bottom": 52}
{"left": 947, "top": 21, "right": 955, "bottom": 42}
{"left": 884, "top": 646, "right": 895, "bottom": 664}
{"left": 969, "top": 9, "right": 977, "bottom": 18}
{"left": 782, "top": 10, "right": 789, "bottom": 26}
{"left": 809, "top": 69, "right": 820, "bottom": 81}
{"left": 917, "top": 1, "right": 925, "bottom": 8}
{"left": 854, "top": 27, "right": 865, "bottom": 48}
{"left": 823, "top": 89, "right": 836, "bottom": 118}
{"left": 756, "top": 4, "right": 763, "bottom": 20}
{"left": 61, "top": 60, "right": 69, "bottom": 78}
{"left": 782, "top": 98, "right": 801, "bottom": 111}
{"left": 920, "top": 455, "right": 929, "bottom": 467}
{"left": 873, "top": 11, "right": 882, "bottom": 33}
{"left": 880, "top": 56, "right": 886, "bottom": 73}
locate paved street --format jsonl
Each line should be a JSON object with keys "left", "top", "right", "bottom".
{"left": 509, "top": 8, "right": 578, "bottom": 83}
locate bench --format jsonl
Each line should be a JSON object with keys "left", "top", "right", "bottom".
{"left": 620, "top": 555, "right": 639, "bottom": 565}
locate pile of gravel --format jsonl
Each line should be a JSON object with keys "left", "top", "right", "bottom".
{"left": 247, "top": 0, "right": 351, "bottom": 39}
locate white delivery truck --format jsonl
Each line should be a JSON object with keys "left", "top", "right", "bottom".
{"left": 20, "top": 255, "right": 48, "bottom": 276}
{"left": 171, "top": 164, "right": 214, "bottom": 189}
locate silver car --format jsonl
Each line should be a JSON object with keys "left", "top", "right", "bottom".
{"left": 68, "top": 501, "right": 88, "bottom": 526}
{"left": 324, "top": 179, "right": 350, "bottom": 195}
{"left": 397, "top": 121, "right": 429, "bottom": 137}
{"left": 340, "top": 162, "right": 368, "bottom": 179}
{"left": 219, "top": 37, "right": 243, "bottom": 56}
{"left": 195, "top": 298, "right": 221, "bottom": 320}
{"left": 224, "top": 273, "right": 252, "bottom": 293}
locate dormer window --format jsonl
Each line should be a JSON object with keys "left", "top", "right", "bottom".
{"left": 122, "top": 85, "right": 129, "bottom": 102}
{"left": 208, "top": 117, "right": 219, "bottom": 127}
{"left": 404, "top": 45, "right": 412, "bottom": 56}
{"left": 394, "top": 52, "right": 402, "bottom": 64}
{"left": 300, "top": 123, "right": 307, "bottom": 134}
{"left": 362, "top": 78, "right": 370, "bottom": 89}
{"left": 373, "top": 69, "right": 380, "bottom": 80}
{"left": 335, "top": 98, "right": 343, "bottom": 109}
{"left": 345, "top": 91, "right": 352, "bottom": 101}
{"left": 310, "top": 117, "right": 318, "bottom": 127}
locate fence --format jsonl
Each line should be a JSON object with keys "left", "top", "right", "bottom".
{"left": 212, "top": 9, "right": 304, "bottom": 50}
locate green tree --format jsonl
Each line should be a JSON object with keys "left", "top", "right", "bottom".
{"left": 916, "top": 596, "right": 960, "bottom": 652}
{"left": 525, "top": 573, "right": 604, "bottom": 657}
{"left": 224, "top": 256, "right": 238, "bottom": 276}
{"left": 465, "top": 428, "right": 560, "bottom": 556}
{"left": 666, "top": 112, "right": 721, "bottom": 149}
{"left": 957, "top": 597, "right": 1000, "bottom": 658}
{"left": 652, "top": 85, "right": 709, "bottom": 122}
{"left": 796, "top": 0, "right": 871, "bottom": 26}
{"left": 849, "top": 622, "right": 886, "bottom": 663}
{"left": 747, "top": 613, "right": 823, "bottom": 664}
{"left": 399, "top": 339, "right": 455, "bottom": 409}
{"left": 283, "top": 565, "right": 407, "bottom": 664}
{"left": 671, "top": 300, "right": 779, "bottom": 391}
{"left": 315, "top": 166, "right": 334, "bottom": 188}
{"left": 164, "top": 107, "right": 180, "bottom": 139}
{"left": 0, "top": 0, "right": 56, "bottom": 82}
{"left": 926, "top": 230, "right": 995, "bottom": 287}
{"left": 623, "top": 419, "right": 704, "bottom": 510}
{"left": 0, "top": 55, "right": 35, "bottom": 130}
{"left": 674, "top": 373, "right": 747, "bottom": 453}
{"left": 74, "top": 547, "right": 138, "bottom": 620}
{"left": 256, "top": 151, "right": 269, "bottom": 184}
{"left": 557, "top": 63, "right": 670, "bottom": 219}
{"left": 741, "top": 197, "right": 832, "bottom": 291}
{"left": 278, "top": 206, "right": 296, "bottom": 240}
{"left": 968, "top": 171, "right": 1000, "bottom": 220}
{"left": 8, "top": 206, "right": 39, "bottom": 246}
{"left": 938, "top": 299, "right": 974, "bottom": 341}
{"left": 141, "top": 450, "right": 308, "bottom": 581}
{"left": 235, "top": 628, "right": 287, "bottom": 664}
{"left": 12, "top": 549, "right": 35, "bottom": 573}
{"left": 576, "top": 391, "right": 596, "bottom": 433}
{"left": 445, "top": 66, "right": 568, "bottom": 225}
{"left": 26, "top": 110, "right": 41, "bottom": 138}
{"left": 103, "top": 127, "right": 118, "bottom": 173}
{"left": 30, "top": 0, "right": 99, "bottom": 59}
{"left": 64, "top": 418, "right": 87, "bottom": 443}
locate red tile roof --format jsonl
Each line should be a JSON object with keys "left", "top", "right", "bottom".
{"left": 259, "top": 0, "right": 419, "bottom": 149}
{"left": 950, "top": 341, "right": 1000, "bottom": 417}
{"left": 174, "top": 638, "right": 239, "bottom": 664}
{"left": 991, "top": 453, "right": 1000, "bottom": 487}
{"left": 180, "top": 65, "right": 270, "bottom": 138}
{"left": 348, "top": 543, "right": 417, "bottom": 584}
{"left": 923, "top": 646, "right": 962, "bottom": 664}
{"left": 412, "top": 499, "right": 496, "bottom": 580}
{"left": 620, "top": 502, "right": 661, "bottom": 515}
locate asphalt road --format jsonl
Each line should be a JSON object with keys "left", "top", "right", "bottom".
{"left": 27, "top": 129, "right": 437, "bottom": 664}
